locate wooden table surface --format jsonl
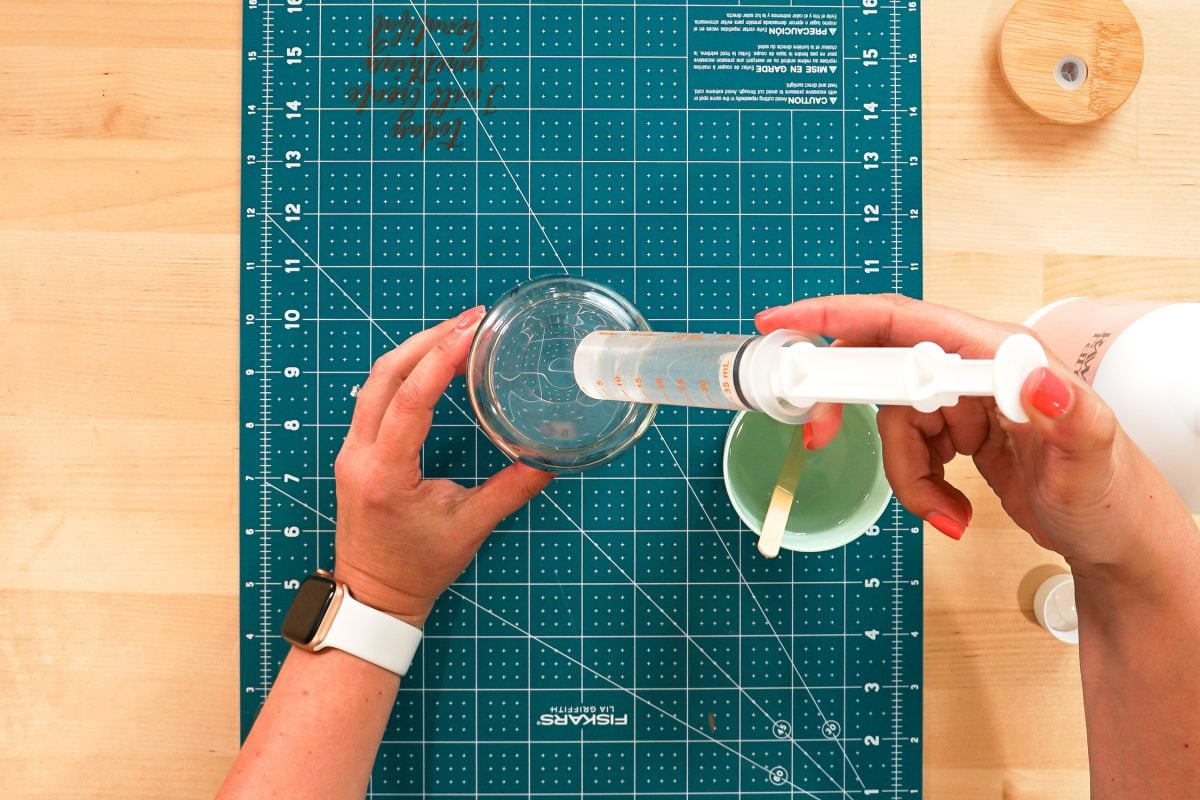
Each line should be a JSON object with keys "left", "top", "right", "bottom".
{"left": 2, "top": 1, "right": 1198, "bottom": 796}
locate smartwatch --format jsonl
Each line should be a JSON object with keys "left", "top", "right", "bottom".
{"left": 281, "top": 569, "right": 423, "bottom": 677}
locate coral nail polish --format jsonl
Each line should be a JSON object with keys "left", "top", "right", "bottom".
{"left": 802, "top": 422, "right": 815, "bottom": 450}
{"left": 1028, "top": 367, "right": 1071, "bottom": 418}
{"left": 927, "top": 512, "right": 965, "bottom": 541}
{"left": 456, "top": 305, "right": 485, "bottom": 329}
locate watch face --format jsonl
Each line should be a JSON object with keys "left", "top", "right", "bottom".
{"left": 281, "top": 574, "right": 337, "bottom": 645}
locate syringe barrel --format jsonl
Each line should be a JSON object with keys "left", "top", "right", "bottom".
{"left": 574, "top": 330, "right": 827, "bottom": 424}
{"left": 574, "top": 331, "right": 755, "bottom": 411}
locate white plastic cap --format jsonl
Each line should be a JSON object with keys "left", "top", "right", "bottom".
{"left": 1033, "top": 573, "right": 1079, "bottom": 645}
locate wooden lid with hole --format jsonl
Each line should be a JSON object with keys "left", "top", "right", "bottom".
{"left": 999, "top": 0, "right": 1144, "bottom": 124}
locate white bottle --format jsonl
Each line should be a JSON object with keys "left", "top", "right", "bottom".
{"left": 1026, "top": 299, "right": 1200, "bottom": 511}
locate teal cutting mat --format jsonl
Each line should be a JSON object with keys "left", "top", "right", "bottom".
{"left": 240, "top": 0, "right": 923, "bottom": 796}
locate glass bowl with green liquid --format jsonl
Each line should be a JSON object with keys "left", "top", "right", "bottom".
{"left": 722, "top": 404, "right": 893, "bottom": 552}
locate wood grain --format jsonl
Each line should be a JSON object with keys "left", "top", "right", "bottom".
{"left": 999, "top": 0, "right": 1144, "bottom": 124}
{"left": 2, "top": 0, "right": 1197, "bottom": 796}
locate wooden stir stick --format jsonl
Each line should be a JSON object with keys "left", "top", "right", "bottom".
{"left": 757, "top": 425, "right": 808, "bottom": 559}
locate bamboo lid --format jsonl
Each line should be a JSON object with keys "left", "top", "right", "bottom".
{"left": 999, "top": 0, "right": 1144, "bottom": 124}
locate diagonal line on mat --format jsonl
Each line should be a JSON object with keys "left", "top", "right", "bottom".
{"left": 534, "top": 488, "right": 855, "bottom": 799}
{"left": 448, "top": 585, "right": 822, "bottom": 798}
{"left": 262, "top": 480, "right": 330, "bottom": 524}
{"left": 402, "top": 0, "right": 569, "bottom": 278}
{"left": 266, "top": 212, "right": 857, "bottom": 795}
{"left": 650, "top": 425, "right": 869, "bottom": 790}
{"left": 262, "top": 394, "right": 850, "bottom": 791}
{"left": 268, "top": 215, "right": 402, "bottom": 348}
{"left": 255, "top": 480, "right": 819, "bottom": 797}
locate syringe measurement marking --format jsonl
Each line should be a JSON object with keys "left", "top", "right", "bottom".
{"left": 675, "top": 377, "right": 694, "bottom": 406}
{"left": 605, "top": 374, "right": 722, "bottom": 407}
{"left": 600, "top": 374, "right": 743, "bottom": 408}
{"left": 609, "top": 375, "right": 640, "bottom": 403}
{"left": 720, "top": 356, "right": 737, "bottom": 404}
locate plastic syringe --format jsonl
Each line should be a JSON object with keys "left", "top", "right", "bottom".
{"left": 573, "top": 329, "right": 1048, "bottom": 423}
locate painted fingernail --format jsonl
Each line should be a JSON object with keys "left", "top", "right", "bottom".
{"left": 803, "top": 422, "right": 815, "bottom": 450}
{"left": 456, "top": 305, "right": 486, "bottom": 330}
{"left": 1028, "top": 367, "right": 1071, "bottom": 418}
{"left": 927, "top": 512, "right": 965, "bottom": 541}
{"left": 755, "top": 307, "right": 780, "bottom": 325}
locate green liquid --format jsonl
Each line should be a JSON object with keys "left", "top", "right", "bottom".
{"left": 726, "top": 406, "right": 885, "bottom": 534}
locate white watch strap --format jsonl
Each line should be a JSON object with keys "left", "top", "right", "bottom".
{"left": 316, "top": 587, "right": 423, "bottom": 676}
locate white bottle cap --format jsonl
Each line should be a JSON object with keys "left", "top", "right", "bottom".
{"left": 1033, "top": 574, "right": 1079, "bottom": 645}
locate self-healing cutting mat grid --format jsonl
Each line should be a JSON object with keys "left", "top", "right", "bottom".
{"left": 240, "top": 0, "right": 923, "bottom": 796}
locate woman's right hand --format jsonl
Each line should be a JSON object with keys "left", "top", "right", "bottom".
{"left": 758, "top": 294, "right": 1194, "bottom": 580}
